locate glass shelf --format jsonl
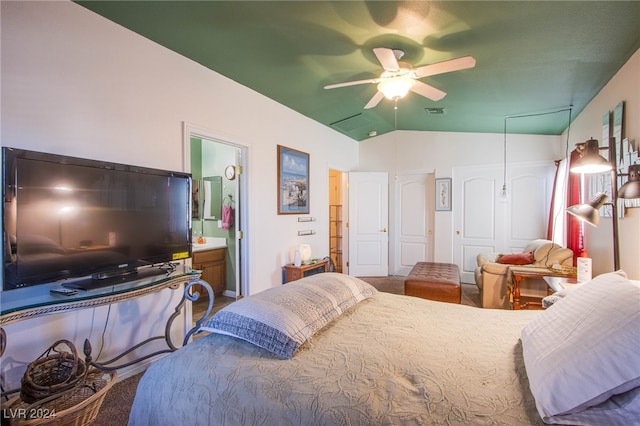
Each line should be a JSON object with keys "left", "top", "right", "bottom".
{"left": 1, "top": 266, "right": 199, "bottom": 320}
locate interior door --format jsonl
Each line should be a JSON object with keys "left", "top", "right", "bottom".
{"left": 453, "top": 168, "right": 504, "bottom": 283}
{"left": 394, "top": 172, "right": 434, "bottom": 275}
{"left": 348, "top": 172, "right": 388, "bottom": 276}
{"left": 453, "top": 163, "right": 554, "bottom": 283}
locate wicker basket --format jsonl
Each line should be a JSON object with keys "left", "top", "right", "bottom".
{"left": 2, "top": 369, "right": 117, "bottom": 426}
{"left": 20, "top": 340, "right": 86, "bottom": 404}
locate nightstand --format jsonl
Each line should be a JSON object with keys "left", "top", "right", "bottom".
{"left": 283, "top": 259, "right": 329, "bottom": 283}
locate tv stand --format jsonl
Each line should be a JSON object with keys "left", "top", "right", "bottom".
{"left": 0, "top": 266, "right": 214, "bottom": 391}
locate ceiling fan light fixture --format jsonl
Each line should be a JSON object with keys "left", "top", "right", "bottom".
{"left": 378, "top": 76, "right": 414, "bottom": 100}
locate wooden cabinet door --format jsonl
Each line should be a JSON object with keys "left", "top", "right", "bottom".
{"left": 192, "top": 248, "right": 226, "bottom": 296}
{"left": 201, "top": 261, "right": 225, "bottom": 294}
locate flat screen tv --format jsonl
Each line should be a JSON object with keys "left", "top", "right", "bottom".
{"left": 2, "top": 147, "right": 192, "bottom": 291}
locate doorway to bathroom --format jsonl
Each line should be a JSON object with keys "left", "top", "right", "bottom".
{"left": 183, "top": 123, "right": 249, "bottom": 327}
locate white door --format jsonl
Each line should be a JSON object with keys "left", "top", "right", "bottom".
{"left": 394, "top": 172, "right": 434, "bottom": 275}
{"left": 453, "top": 163, "right": 554, "bottom": 283}
{"left": 348, "top": 172, "right": 388, "bottom": 276}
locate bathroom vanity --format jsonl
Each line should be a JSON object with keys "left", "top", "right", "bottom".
{"left": 192, "top": 238, "right": 227, "bottom": 296}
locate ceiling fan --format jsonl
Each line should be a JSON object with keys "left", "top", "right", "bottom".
{"left": 324, "top": 47, "right": 476, "bottom": 109}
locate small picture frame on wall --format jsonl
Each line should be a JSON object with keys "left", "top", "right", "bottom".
{"left": 191, "top": 178, "right": 200, "bottom": 219}
{"left": 277, "top": 145, "right": 310, "bottom": 214}
{"left": 435, "top": 178, "right": 452, "bottom": 211}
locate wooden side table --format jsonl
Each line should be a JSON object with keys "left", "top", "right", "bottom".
{"left": 509, "top": 266, "right": 577, "bottom": 310}
{"left": 283, "top": 259, "right": 329, "bottom": 283}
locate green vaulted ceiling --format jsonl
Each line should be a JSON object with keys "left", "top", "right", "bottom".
{"left": 76, "top": 1, "right": 640, "bottom": 141}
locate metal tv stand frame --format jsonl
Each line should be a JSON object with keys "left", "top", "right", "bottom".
{"left": 0, "top": 265, "right": 213, "bottom": 397}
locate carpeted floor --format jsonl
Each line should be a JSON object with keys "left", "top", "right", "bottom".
{"left": 91, "top": 276, "right": 480, "bottom": 425}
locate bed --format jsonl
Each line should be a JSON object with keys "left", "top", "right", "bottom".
{"left": 128, "top": 271, "right": 640, "bottom": 425}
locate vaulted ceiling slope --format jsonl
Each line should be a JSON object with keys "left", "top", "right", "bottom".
{"left": 76, "top": 1, "right": 640, "bottom": 141}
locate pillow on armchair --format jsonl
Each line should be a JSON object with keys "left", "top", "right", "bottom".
{"left": 497, "top": 251, "right": 534, "bottom": 265}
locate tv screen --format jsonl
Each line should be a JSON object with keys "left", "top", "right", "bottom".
{"left": 2, "top": 147, "right": 192, "bottom": 291}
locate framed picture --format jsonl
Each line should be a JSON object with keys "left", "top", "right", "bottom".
{"left": 191, "top": 178, "right": 200, "bottom": 219}
{"left": 277, "top": 145, "right": 309, "bottom": 214}
{"left": 435, "top": 178, "right": 452, "bottom": 211}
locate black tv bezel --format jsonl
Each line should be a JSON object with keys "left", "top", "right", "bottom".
{"left": 2, "top": 146, "right": 193, "bottom": 291}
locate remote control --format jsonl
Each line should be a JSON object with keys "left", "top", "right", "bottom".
{"left": 50, "top": 286, "right": 78, "bottom": 296}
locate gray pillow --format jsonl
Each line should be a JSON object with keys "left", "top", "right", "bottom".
{"left": 201, "top": 273, "right": 377, "bottom": 359}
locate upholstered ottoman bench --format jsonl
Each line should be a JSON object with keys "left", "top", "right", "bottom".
{"left": 404, "top": 262, "right": 461, "bottom": 304}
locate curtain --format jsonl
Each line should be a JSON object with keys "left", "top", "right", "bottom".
{"left": 566, "top": 149, "right": 584, "bottom": 264}
{"left": 547, "top": 160, "right": 560, "bottom": 240}
{"left": 548, "top": 159, "right": 568, "bottom": 246}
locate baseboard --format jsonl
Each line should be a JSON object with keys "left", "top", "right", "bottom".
{"left": 111, "top": 354, "right": 167, "bottom": 382}
{"left": 223, "top": 289, "right": 236, "bottom": 298}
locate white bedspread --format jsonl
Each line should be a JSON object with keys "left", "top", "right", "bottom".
{"left": 129, "top": 292, "right": 543, "bottom": 425}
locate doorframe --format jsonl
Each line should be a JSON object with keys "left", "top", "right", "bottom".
{"left": 182, "top": 122, "right": 250, "bottom": 300}
{"left": 328, "top": 168, "right": 349, "bottom": 274}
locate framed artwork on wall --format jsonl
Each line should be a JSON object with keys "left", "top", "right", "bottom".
{"left": 435, "top": 178, "right": 452, "bottom": 211}
{"left": 192, "top": 178, "right": 200, "bottom": 219}
{"left": 277, "top": 145, "right": 310, "bottom": 214}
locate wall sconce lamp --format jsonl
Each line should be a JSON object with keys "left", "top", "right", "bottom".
{"left": 570, "top": 138, "right": 612, "bottom": 174}
{"left": 568, "top": 138, "right": 640, "bottom": 271}
{"left": 618, "top": 164, "right": 640, "bottom": 199}
{"left": 568, "top": 138, "right": 618, "bottom": 269}
{"left": 567, "top": 190, "right": 620, "bottom": 270}
{"left": 567, "top": 191, "right": 609, "bottom": 227}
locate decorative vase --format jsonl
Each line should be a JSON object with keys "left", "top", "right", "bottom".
{"left": 294, "top": 250, "right": 302, "bottom": 267}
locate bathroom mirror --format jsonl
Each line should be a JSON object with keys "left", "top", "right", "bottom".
{"left": 203, "top": 176, "right": 222, "bottom": 220}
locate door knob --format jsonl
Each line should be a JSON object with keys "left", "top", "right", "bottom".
{"left": 380, "top": 228, "right": 387, "bottom": 232}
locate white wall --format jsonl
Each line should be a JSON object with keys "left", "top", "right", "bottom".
{"left": 358, "top": 130, "right": 562, "bottom": 263}
{"left": 562, "top": 49, "right": 640, "bottom": 279}
{"left": 0, "top": 1, "right": 358, "bottom": 387}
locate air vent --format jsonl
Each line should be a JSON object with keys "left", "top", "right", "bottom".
{"left": 425, "top": 107, "right": 446, "bottom": 115}
{"left": 330, "top": 114, "right": 371, "bottom": 132}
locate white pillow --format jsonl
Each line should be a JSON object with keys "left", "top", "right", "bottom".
{"left": 521, "top": 270, "right": 640, "bottom": 424}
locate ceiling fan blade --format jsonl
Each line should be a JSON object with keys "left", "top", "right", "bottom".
{"left": 324, "top": 78, "right": 380, "bottom": 89}
{"left": 414, "top": 56, "right": 476, "bottom": 78}
{"left": 410, "top": 81, "right": 446, "bottom": 101}
{"left": 373, "top": 47, "right": 400, "bottom": 71}
{"left": 364, "top": 91, "right": 385, "bottom": 109}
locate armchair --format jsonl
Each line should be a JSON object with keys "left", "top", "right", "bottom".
{"left": 474, "top": 239, "right": 573, "bottom": 309}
